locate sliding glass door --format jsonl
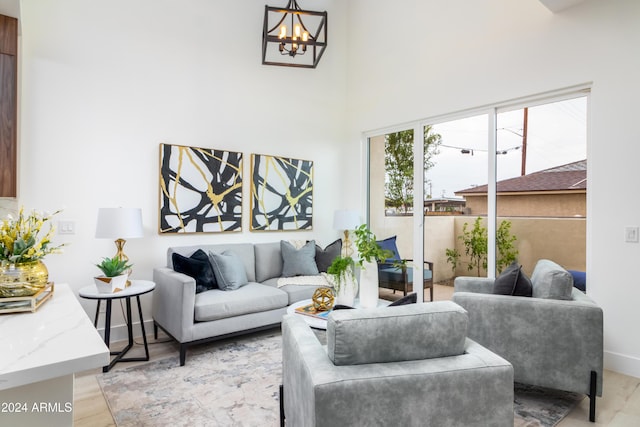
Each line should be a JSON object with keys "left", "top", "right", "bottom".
{"left": 366, "top": 89, "right": 588, "bottom": 299}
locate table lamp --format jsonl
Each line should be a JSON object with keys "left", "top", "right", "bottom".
{"left": 332, "top": 210, "right": 361, "bottom": 258}
{"left": 95, "top": 207, "right": 144, "bottom": 265}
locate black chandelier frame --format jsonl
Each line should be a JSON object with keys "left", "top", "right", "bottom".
{"left": 262, "top": 0, "right": 328, "bottom": 69}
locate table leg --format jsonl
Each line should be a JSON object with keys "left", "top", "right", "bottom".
{"left": 136, "top": 295, "right": 150, "bottom": 361}
{"left": 93, "top": 300, "right": 101, "bottom": 328}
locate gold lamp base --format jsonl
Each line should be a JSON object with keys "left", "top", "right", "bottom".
{"left": 113, "top": 238, "right": 132, "bottom": 286}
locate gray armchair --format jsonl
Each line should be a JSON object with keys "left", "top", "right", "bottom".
{"left": 281, "top": 301, "right": 514, "bottom": 427}
{"left": 452, "top": 259, "right": 603, "bottom": 422}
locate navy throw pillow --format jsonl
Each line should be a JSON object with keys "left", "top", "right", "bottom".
{"left": 172, "top": 249, "right": 217, "bottom": 293}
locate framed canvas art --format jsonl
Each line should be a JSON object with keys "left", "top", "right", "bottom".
{"left": 159, "top": 143, "right": 242, "bottom": 233}
{"left": 250, "top": 154, "right": 313, "bottom": 231}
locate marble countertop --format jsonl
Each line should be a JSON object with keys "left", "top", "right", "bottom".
{"left": 0, "top": 283, "right": 110, "bottom": 390}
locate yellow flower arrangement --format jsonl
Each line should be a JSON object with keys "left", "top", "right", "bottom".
{"left": 0, "top": 207, "right": 65, "bottom": 264}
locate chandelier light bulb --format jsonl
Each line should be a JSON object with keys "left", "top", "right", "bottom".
{"left": 278, "top": 25, "right": 287, "bottom": 39}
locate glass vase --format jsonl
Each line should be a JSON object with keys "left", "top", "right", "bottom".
{"left": 0, "top": 260, "right": 49, "bottom": 298}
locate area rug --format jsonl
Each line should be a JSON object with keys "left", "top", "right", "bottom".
{"left": 97, "top": 330, "right": 584, "bottom": 427}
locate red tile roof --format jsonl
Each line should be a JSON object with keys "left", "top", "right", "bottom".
{"left": 456, "top": 160, "right": 586, "bottom": 194}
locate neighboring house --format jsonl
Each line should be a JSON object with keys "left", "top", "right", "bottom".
{"left": 423, "top": 197, "right": 467, "bottom": 215}
{"left": 455, "top": 160, "right": 586, "bottom": 217}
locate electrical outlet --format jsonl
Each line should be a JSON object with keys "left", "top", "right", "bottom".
{"left": 624, "top": 226, "right": 639, "bottom": 243}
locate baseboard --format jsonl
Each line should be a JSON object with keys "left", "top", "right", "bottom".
{"left": 604, "top": 350, "right": 640, "bottom": 379}
{"left": 95, "top": 319, "right": 157, "bottom": 344}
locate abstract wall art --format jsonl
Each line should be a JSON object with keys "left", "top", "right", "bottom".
{"left": 159, "top": 143, "right": 242, "bottom": 233}
{"left": 250, "top": 154, "right": 313, "bottom": 231}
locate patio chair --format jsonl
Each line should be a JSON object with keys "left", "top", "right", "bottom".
{"left": 376, "top": 236, "right": 434, "bottom": 301}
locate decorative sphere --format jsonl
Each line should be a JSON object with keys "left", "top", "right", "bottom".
{"left": 312, "top": 287, "right": 335, "bottom": 311}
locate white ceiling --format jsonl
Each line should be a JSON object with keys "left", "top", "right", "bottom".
{"left": 538, "top": 0, "right": 587, "bottom": 13}
{"left": 0, "top": 0, "right": 19, "bottom": 19}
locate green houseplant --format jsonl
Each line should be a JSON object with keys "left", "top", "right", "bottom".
{"left": 327, "top": 256, "right": 357, "bottom": 296}
{"left": 94, "top": 256, "right": 132, "bottom": 293}
{"left": 353, "top": 224, "right": 393, "bottom": 308}
{"left": 445, "top": 217, "right": 518, "bottom": 276}
{"left": 353, "top": 224, "right": 392, "bottom": 266}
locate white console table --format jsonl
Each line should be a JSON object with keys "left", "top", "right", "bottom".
{"left": 0, "top": 283, "right": 109, "bottom": 426}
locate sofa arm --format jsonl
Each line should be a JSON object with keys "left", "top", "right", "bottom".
{"left": 152, "top": 267, "right": 197, "bottom": 342}
{"left": 452, "top": 291, "right": 603, "bottom": 396}
{"left": 454, "top": 276, "right": 494, "bottom": 294}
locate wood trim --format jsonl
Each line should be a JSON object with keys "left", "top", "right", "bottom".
{"left": 0, "top": 14, "right": 17, "bottom": 198}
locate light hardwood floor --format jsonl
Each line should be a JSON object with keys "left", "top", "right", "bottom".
{"left": 73, "top": 285, "right": 640, "bottom": 426}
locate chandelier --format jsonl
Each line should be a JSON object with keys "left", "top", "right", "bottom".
{"left": 262, "top": 0, "right": 327, "bottom": 68}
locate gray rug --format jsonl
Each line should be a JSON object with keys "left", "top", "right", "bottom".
{"left": 98, "top": 330, "right": 583, "bottom": 427}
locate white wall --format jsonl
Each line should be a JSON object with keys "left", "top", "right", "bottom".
{"left": 346, "top": 0, "right": 640, "bottom": 378}
{"left": 14, "top": 0, "right": 349, "bottom": 338}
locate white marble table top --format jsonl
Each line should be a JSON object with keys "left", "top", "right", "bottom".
{"left": 0, "top": 283, "right": 109, "bottom": 390}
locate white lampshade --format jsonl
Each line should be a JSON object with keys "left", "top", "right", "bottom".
{"left": 333, "top": 210, "right": 361, "bottom": 231}
{"left": 95, "top": 208, "right": 144, "bottom": 239}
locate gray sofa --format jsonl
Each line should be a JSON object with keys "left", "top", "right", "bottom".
{"left": 281, "top": 301, "right": 514, "bottom": 427}
{"left": 452, "top": 259, "right": 603, "bottom": 422}
{"left": 152, "top": 242, "right": 327, "bottom": 365}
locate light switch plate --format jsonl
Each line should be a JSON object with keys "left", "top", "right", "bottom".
{"left": 624, "top": 226, "right": 639, "bottom": 243}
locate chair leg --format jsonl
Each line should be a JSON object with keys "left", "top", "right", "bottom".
{"left": 279, "top": 384, "right": 285, "bottom": 427}
{"left": 153, "top": 322, "right": 158, "bottom": 340}
{"left": 589, "top": 370, "right": 597, "bottom": 422}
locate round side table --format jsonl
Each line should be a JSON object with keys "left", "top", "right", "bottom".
{"left": 79, "top": 279, "right": 155, "bottom": 372}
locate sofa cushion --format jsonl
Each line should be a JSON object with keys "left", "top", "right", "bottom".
{"left": 493, "top": 261, "right": 532, "bottom": 297}
{"left": 168, "top": 243, "right": 256, "bottom": 282}
{"left": 314, "top": 239, "right": 342, "bottom": 273}
{"left": 208, "top": 250, "right": 249, "bottom": 291}
{"left": 194, "top": 283, "right": 288, "bottom": 322}
{"left": 327, "top": 301, "right": 468, "bottom": 366}
{"left": 254, "top": 242, "right": 283, "bottom": 282}
{"left": 376, "top": 235, "right": 402, "bottom": 263}
{"left": 262, "top": 277, "right": 320, "bottom": 305}
{"left": 530, "top": 259, "right": 573, "bottom": 300}
{"left": 281, "top": 240, "right": 319, "bottom": 277}
{"left": 172, "top": 249, "right": 217, "bottom": 293}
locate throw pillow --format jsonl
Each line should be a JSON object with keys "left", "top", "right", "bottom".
{"left": 376, "top": 235, "right": 402, "bottom": 266}
{"left": 281, "top": 240, "right": 319, "bottom": 277}
{"left": 493, "top": 262, "right": 520, "bottom": 295}
{"left": 315, "top": 239, "right": 342, "bottom": 273}
{"left": 389, "top": 293, "right": 418, "bottom": 306}
{"left": 172, "top": 250, "right": 217, "bottom": 293}
{"left": 513, "top": 268, "right": 533, "bottom": 297}
{"left": 530, "top": 259, "right": 573, "bottom": 300}
{"left": 207, "top": 250, "right": 248, "bottom": 291}
{"left": 493, "top": 261, "right": 532, "bottom": 297}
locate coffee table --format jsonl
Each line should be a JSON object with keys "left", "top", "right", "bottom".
{"left": 287, "top": 298, "right": 391, "bottom": 330}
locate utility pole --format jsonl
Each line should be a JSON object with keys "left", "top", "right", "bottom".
{"left": 521, "top": 107, "right": 528, "bottom": 176}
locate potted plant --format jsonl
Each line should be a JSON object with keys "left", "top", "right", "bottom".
{"left": 327, "top": 256, "right": 357, "bottom": 306}
{"left": 353, "top": 224, "right": 393, "bottom": 308}
{"left": 94, "top": 256, "right": 132, "bottom": 293}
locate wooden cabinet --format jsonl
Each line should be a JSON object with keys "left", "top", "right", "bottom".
{"left": 0, "top": 14, "right": 17, "bottom": 198}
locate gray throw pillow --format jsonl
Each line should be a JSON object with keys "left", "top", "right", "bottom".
{"left": 530, "top": 259, "right": 573, "bottom": 300}
{"left": 281, "top": 240, "right": 319, "bottom": 277}
{"left": 208, "top": 250, "right": 248, "bottom": 291}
